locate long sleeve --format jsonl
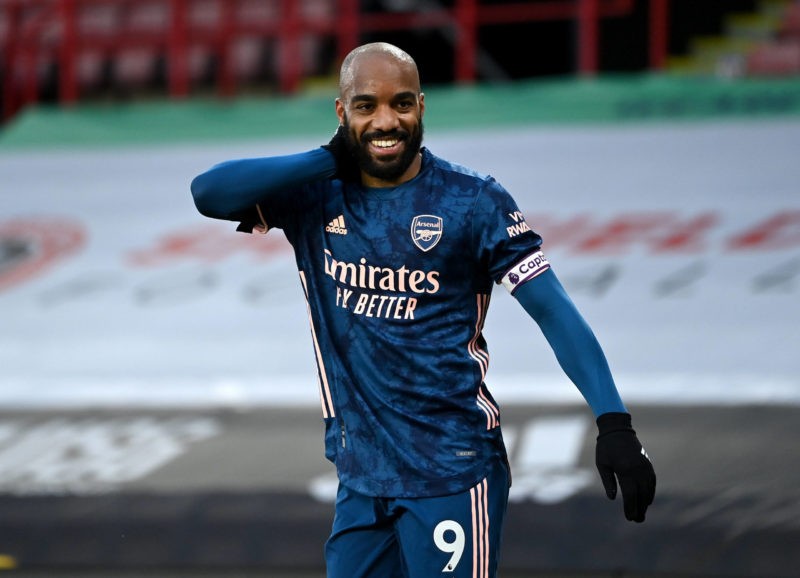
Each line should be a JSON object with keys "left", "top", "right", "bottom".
{"left": 513, "top": 268, "right": 626, "bottom": 417}
{"left": 190, "top": 147, "right": 337, "bottom": 221}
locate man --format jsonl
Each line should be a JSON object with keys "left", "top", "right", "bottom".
{"left": 191, "top": 42, "right": 655, "bottom": 578}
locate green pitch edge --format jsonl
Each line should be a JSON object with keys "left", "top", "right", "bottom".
{"left": 2, "top": 73, "right": 800, "bottom": 150}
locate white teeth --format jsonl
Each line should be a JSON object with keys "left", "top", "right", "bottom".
{"left": 372, "top": 139, "right": 398, "bottom": 148}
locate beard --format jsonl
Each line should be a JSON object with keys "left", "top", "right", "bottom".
{"left": 343, "top": 116, "right": 424, "bottom": 183}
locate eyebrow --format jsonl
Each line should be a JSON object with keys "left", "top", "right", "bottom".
{"left": 350, "top": 91, "right": 418, "bottom": 104}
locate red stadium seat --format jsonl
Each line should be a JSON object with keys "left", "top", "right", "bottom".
{"left": 778, "top": 2, "right": 800, "bottom": 40}
{"left": 746, "top": 38, "right": 800, "bottom": 76}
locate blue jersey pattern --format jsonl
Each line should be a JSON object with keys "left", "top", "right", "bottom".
{"left": 261, "top": 148, "right": 543, "bottom": 498}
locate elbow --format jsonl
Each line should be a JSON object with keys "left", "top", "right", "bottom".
{"left": 190, "top": 173, "right": 218, "bottom": 218}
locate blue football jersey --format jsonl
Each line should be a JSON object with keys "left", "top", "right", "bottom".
{"left": 260, "top": 148, "right": 547, "bottom": 497}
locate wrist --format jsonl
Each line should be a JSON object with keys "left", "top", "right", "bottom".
{"left": 596, "top": 412, "right": 633, "bottom": 436}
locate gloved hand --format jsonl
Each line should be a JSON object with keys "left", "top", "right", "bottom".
{"left": 595, "top": 412, "right": 656, "bottom": 523}
{"left": 321, "top": 125, "right": 361, "bottom": 183}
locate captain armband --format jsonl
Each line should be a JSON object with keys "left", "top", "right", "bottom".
{"left": 499, "top": 250, "right": 550, "bottom": 294}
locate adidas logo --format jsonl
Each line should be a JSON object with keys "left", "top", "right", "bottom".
{"left": 325, "top": 215, "right": 348, "bottom": 235}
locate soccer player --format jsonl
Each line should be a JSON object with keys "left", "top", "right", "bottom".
{"left": 191, "top": 42, "right": 655, "bottom": 578}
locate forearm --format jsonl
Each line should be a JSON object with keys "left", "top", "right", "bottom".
{"left": 191, "top": 147, "right": 336, "bottom": 220}
{"left": 513, "top": 268, "right": 626, "bottom": 416}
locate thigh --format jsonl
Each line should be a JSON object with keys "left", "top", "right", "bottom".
{"left": 325, "top": 483, "right": 406, "bottom": 578}
{"left": 394, "top": 458, "right": 510, "bottom": 578}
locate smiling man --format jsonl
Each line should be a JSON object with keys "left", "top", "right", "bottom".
{"left": 336, "top": 43, "right": 424, "bottom": 185}
{"left": 191, "top": 42, "right": 655, "bottom": 578}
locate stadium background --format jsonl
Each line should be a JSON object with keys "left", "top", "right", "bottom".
{"left": 2, "top": 1, "right": 800, "bottom": 577}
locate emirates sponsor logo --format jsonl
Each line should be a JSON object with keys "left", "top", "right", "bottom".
{"left": 323, "top": 249, "right": 440, "bottom": 294}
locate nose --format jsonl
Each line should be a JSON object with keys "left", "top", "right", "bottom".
{"left": 372, "top": 104, "right": 399, "bottom": 132}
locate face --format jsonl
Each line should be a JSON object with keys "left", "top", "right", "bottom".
{"left": 336, "top": 53, "right": 425, "bottom": 187}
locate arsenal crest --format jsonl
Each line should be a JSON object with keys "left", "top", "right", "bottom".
{"left": 410, "top": 214, "right": 443, "bottom": 252}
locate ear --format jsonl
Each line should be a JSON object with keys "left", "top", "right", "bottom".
{"left": 419, "top": 92, "right": 425, "bottom": 118}
{"left": 335, "top": 98, "right": 345, "bottom": 125}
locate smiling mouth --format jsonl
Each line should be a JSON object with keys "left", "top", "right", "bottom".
{"left": 372, "top": 138, "right": 399, "bottom": 148}
{"left": 367, "top": 138, "right": 404, "bottom": 160}
{"left": 364, "top": 129, "right": 408, "bottom": 150}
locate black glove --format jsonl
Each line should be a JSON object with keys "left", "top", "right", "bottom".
{"left": 321, "top": 125, "right": 361, "bottom": 183}
{"left": 595, "top": 412, "right": 656, "bottom": 523}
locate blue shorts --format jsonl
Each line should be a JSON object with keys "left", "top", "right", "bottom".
{"left": 325, "top": 457, "right": 510, "bottom": 578}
